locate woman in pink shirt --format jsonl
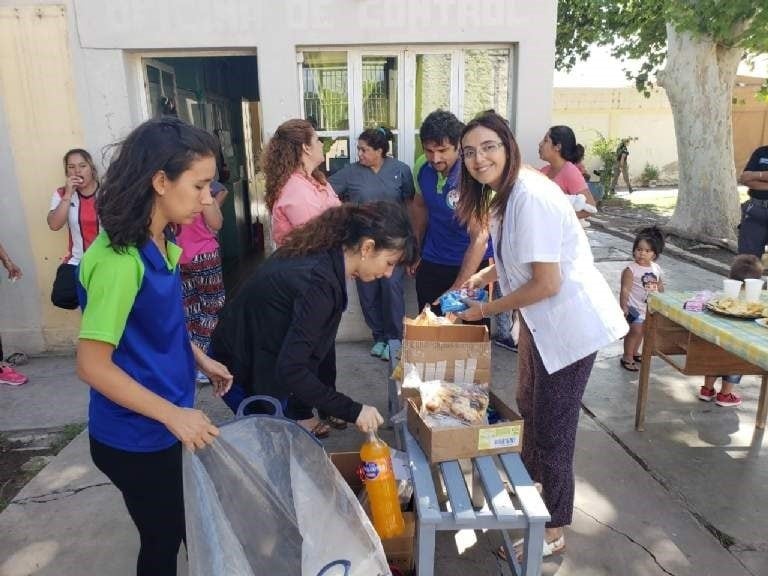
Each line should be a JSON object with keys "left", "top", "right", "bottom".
{"left": 262, "top": 118, "right": 341, "bottom": 438}
{"left": 538, "top": 126, "right": 596, "bottom": 219}
{"left": 264, "top": 119, "right": 340, "bottom": 247}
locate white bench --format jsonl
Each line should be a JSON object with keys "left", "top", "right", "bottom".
{"left": 387, "top": 338, "right": 549, "bottom": 575}
{"left": 402, "top": 428, "right": 550, "bottom": 575}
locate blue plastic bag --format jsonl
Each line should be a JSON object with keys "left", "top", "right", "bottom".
{"left": 439, "top": 288, "right": 488, "bottom": 313}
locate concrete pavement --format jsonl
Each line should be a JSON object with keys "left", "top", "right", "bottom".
{"left": 1, "top": 229, "right": 766, "bottom": 575}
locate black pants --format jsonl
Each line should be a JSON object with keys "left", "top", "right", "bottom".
{"left": 737, "top": 198, "right": 768, "bottom": 258}
{"left": 415, "top": 258, "right": 490, "bottom": 328}
{"left": 90, "top": 437, "right": 185, "bottom": 576}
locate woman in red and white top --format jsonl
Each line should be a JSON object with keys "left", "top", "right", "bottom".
{"left": 538, "top": 126, "right": 596, "bottom": 219}
{"left": 47, "top": 149, "right": 100, "bottom": 309}
{"left": 262, "top": 118, "right": 341, "bottom": 438}
{"left": 47, "top": 148, "right": 100, "bottom": 263}
{"left": 264, "top": 119, "right": 340, "bottom": 248}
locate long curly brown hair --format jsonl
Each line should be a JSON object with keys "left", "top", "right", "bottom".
{"left": 279, "top": 201, "right": 417, "bottom": 266}
{"left": 264, "top": 119, "right": 327, "bottom": 211}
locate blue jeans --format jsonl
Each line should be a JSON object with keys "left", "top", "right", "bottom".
{"left": 356, "top": 264, "right": 405, "bottom": 341}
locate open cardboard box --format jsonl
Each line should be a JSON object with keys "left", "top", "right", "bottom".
{"left": 400, "top": 322, "right": 491, "bottom": 403}
{"left": 330, "top": 452, "right": 415, "bottom": 573}
{"left": 406, "top": 390, "right": 524, "bottom": 463}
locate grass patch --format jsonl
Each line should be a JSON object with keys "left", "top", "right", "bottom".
{"left": 0, "top": 423, "right": 87, "bottom": 512}
{"left": 619, "top": 187, "right": 751, "bottom": 220}
{"left": 50, "top": 423, "right": 87, "bottom": 453}
{"left": 629, "top": 189, "right": 678, "bottom": 217}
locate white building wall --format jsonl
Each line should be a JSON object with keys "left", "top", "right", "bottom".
{"left": 0, "top": 0, "right": 556, "bottom": 349}
{"left": 552, "top": 87, "right": 680, "bottom": 183}
{"left": 70, "top": 0, "right": 556, "bottom": 166}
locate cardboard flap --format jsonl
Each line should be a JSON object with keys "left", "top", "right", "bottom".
{"left": 403, "top": 323, "right": 489, "bottom": 343}
{"left": 401, "top": 339, "right": 491, "bottom": 385}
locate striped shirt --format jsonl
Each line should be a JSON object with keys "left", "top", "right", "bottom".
{"left": 49, "top": 187, "right": 99, "bottom": 265}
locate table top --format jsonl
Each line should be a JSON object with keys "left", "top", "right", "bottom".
{"left": 647, "top": 291, "right": 768, "bottom": 371}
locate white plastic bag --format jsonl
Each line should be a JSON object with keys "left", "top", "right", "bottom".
{"left": 184, "top": 417, "right": 391, "bottom": 576}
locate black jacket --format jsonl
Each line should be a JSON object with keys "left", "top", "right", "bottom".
{"left": 211, "top": 247, "right": 363, "bottom": 423}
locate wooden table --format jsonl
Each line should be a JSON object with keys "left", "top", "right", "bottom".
{"left": 635, "top": 291, "right": 768, "bottom": 431}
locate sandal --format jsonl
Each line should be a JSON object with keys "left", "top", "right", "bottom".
{"left": 5, "top": 352, "right": 28, "bottom": 366}
{"left": 310, "top": 421, "right": 331, "bottom": 439}
{"left": 497, "top": 535, "right": 566, "bottom": 562}
{"left": 326, "top": 416, "right": 348, "bottom": 430}
{"left": 633, "top": 355, "right": 643, "bottom": 363}
{"left": 620, "top": 358, "right": 639, "bottom": 372}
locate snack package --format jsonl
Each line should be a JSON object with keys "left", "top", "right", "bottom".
{"left": 683, "top": 290, "right": 714, "bottom": 312}
{"left": 439, "top": 288, "right": 488, "bottom": 313}
{"left": 419, "top": 381, "right": 489, "bottom": 425}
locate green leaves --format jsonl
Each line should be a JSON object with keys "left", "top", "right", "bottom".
{"left": 556, "top": 0, "right": 768, "bottom": 93}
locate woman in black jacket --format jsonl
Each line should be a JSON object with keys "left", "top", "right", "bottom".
{"left": 211, "top": 201, "right": 416, "bottom": 434}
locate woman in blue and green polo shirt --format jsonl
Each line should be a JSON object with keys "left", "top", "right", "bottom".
{"left": 76, "top": 117, "right": 233, "bottom": 576}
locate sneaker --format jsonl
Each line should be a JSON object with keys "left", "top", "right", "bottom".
{"left": 715, "top": 392, "right": 742, "bottom": 407}
{"left": 493, "top": 337, "right": 518, "bottom": 352}
{"left": 0, "top": 365, "right": 28, "bottom": 386}
{"left": 370, "top": 341, "right": 386, "bottom": 357}
{"left": 379, "top": 344, "right": 390, "bottom": 362}
{"left": 698, "top": 386, "right": 716, "bottom": 401}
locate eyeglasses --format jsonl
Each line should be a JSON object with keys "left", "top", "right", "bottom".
{"left": 461, "top": 141, "right": 504, "bottom": 161}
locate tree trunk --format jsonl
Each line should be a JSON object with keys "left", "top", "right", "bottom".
{"left": 658, "top": 24, "right": 744, "bottom": 244}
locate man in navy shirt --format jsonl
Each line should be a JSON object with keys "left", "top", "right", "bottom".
{"left": 409, "top": 110, "right": 492, "bottom": 317}
{"left": 738, "top": 145, "right": 768, "bottom": 257}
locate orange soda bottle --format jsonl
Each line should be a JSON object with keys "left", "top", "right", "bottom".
{"left": 360, "top": 431, "right": 405, "bottom": 539}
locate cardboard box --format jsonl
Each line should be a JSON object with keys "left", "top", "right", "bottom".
{"left": 330, "top": 452, "right": 415, "bottom": 573}
{"left": 381, "top": 511, "right": 415, "bottom": 574}
{"left": 406, "top": 390, "right": 524, "bottom": 463}
{"left": 401, "top": 322, "right": 491, "bottom": 386}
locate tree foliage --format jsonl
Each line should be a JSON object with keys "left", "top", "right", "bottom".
{"left": 556, "top": 0, "right": 768, "bottom": 97}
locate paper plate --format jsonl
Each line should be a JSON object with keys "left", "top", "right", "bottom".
{"left": 706, "top": 299, "right": 765, "bottom": 319}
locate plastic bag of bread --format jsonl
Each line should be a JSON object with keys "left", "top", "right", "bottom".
{"left": 407, "top": 305, "right": 454, "bottom": 327}
{"left": 420, "top": 381, "right": 489, "bottom": 425}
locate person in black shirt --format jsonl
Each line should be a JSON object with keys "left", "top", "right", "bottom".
{"left": 737, "top": 145, "right": 768, "bottom": 257}
{"left": 211, "top": 201, "right": 417, "bottom": 434}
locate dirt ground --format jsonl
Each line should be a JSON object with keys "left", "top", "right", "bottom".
{"left": 596, "top": 194, "right": 736, "bottom": 269}
{"left": 0, "top": 425, "right": 85, "bottom": 512}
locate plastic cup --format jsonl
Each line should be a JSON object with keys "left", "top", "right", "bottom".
{"left": 744, "top": 278, "right": 763, "bottom": 302}
{"left": 722, "top": 278, "right": 742, "bottom": 299}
